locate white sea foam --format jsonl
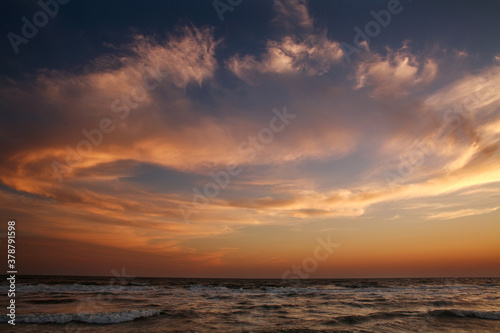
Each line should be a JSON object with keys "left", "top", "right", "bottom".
{"left": 5, "top": 309, "right": 161, "bottom": 324}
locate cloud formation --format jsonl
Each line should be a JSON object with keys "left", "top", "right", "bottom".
{"left": 0, "top": 0, "right": 499, "bottom": 276}
{"left": 425, "top": 207, "right": 499, "bottom": 220}
{"left": 354, "top": 45, "right": 438, "bottom": 97}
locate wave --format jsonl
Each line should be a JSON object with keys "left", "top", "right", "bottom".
{"left": 185, "top": 285, "right": 346, "bottom": 299}
{"left": 1, "top": 309, "right": 160, "bottom": 324}
{"left": 12, "top": 283, "right": 157, "bottom": 293}
{"left": 324, "top": 309, "right": 500, "bottom": 325}
{"left": 333, "top": 311, "right": 419, "bottom": 324}
{"left": 429, "top": 309, "right": 500, "bottom": 320}
{"left": 187, "top": 285, "right": 275, "bottom": 297}
{"left": 264, "top": 286, "right": 326, "bottom": 294}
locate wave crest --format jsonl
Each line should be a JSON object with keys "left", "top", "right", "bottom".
{"left": 9, "top": 309, "right": 160, "bottom": 324}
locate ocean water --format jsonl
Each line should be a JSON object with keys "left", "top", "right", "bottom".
{"left": 1, "top": 276, "right": 499, "bottom": 332}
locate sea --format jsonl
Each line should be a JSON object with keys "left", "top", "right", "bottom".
{"left": 1, "top": 276, "right": 499, "bottom": 332}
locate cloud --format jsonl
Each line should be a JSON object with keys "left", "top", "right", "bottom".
{"left": 425, "top": 207, "right": 499, "bottom": 220}
{"left": 425, "top": 65, "right": 500, "bottom": 115}
{"left": 272, "top": 0, "right": 314, "bottom": 32}
{"left": 0, "top": 14, "right": 359, "bottom": 235}
{"left": 221, "top": 158, "right": 500, "bottom": 220}
{"left": 227, "top": 34, "right": 343, "bottom": 83}
{"left": 227, "top": 0, "right": 343, "bottom": 83}
{"left": 0, "top": 0, "right": 499, "bottom": 263}
{"left": 214, "top": 76, "right": 500, "bottom": 219}
{"left": 132, "top": 25, "right": 220, "bottom": 89}
{"left": 353, "top": 46, "right": 438, "bottom": 97}
{"left": 4, "top": 50, "right": 497, "bottom": 226}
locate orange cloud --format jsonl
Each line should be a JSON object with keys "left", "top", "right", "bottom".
{"left": 354, "top": 45, "right": 438, "bottom": 97}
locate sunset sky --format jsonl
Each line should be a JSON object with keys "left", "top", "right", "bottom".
{"left": 0, "top": 0, "right": 499, "bottom": 278}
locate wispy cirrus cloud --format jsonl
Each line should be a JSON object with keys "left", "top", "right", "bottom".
{"left": 425, "top": 207, "right": 499, "bottom": 220}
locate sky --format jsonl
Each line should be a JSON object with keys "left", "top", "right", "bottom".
{"left": 0, "top": 0, "right": 499, "bottom": 278}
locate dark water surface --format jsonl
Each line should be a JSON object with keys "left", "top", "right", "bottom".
{"left": 1, "top": 276, "right": 499, "bottom": 332}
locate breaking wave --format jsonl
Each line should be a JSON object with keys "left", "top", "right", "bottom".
{"left": 4, "top": 309, "right": 160, "bottom": 324}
